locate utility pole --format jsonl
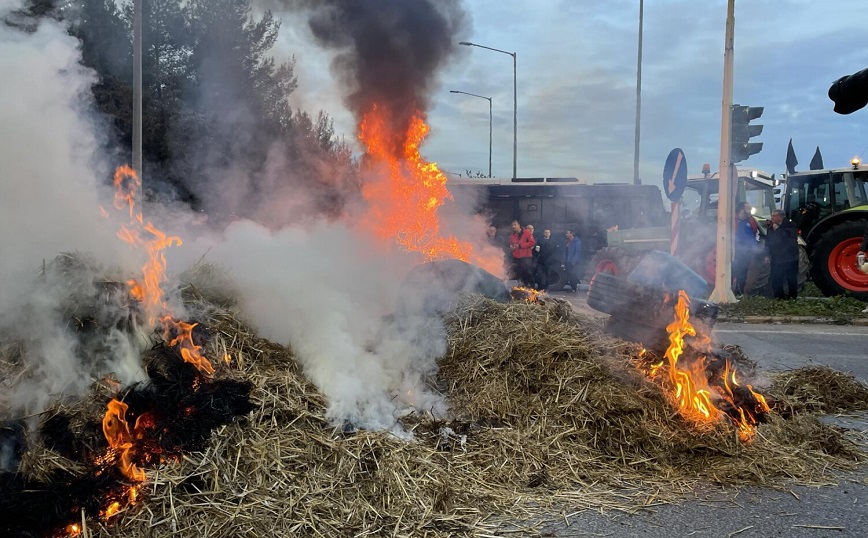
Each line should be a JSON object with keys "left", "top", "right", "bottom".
{"left": 708, "top": 0, "right": 736, "bottom": 304}
{"left": 133, "top": 0, "right": 143, "bottom": 205}
{"left": 633, "top": 0, "right": 644, "bottom": 185}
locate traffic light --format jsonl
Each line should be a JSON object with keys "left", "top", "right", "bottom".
{"left": 730, "top": 104, "right": 764, "bottom": 163}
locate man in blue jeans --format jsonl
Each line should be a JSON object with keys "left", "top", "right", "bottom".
{"left": 561, "top": 229, "right": 582, "bottom": 292}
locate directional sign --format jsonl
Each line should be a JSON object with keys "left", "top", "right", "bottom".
{"left": 662, "top": 148, "right": 688, "bottom": 201}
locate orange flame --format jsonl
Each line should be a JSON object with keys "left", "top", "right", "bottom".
{"left": 101, "top": 399, "right": 145, "bottom": 517}
{"left": 161, "top": 316, "right": 215, "bottom": 376}
{"left": 102, "top": 400, "right": 146, "bottom": 482}
{"left": 510, "top": 286, "right": 544, "bottom": 303}
{"left": 108, "top": 166, "right": 215, "bottom": 376}
{"left": 111, "top": 166, "right": 182, "bottom": 326}
{"left": 358, "top": 104, "right": 502, "bottom": 274}
{"left": 653, "top": 290, "right": 770, "bottom": 441}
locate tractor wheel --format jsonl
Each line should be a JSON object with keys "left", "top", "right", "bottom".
{"left": 587, "top": 273, "right": 719, "bottom": 349}
{"left": 586, "top": 247, "right": 642, "bottom": 279}
{"left": 809, "top": 220, "right": 868, "bottom": 299}
{"left": 797, "top": 244, "right": 810, "bottom": 290}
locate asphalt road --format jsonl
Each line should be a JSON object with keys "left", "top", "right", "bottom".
{"left": 712, "top": 323, "right": 868, "bottom": 381}
{"left": 536, "top": 290, "right": 868, "bottom": 538}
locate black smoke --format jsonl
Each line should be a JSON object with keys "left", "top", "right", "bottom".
{"left": 290, "top": 0, "right": 469, "bottom": 147}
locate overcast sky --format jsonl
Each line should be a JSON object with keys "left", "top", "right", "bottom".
{"left": 278, "top": 0, "right": 868, "bottom": 184}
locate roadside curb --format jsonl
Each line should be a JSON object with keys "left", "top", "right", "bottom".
{"left": 717, "top": 315, "right": 868, "bottom": 325}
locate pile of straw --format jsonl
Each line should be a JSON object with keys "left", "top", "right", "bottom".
{"left": 3, "top": 261, "right": 867, "bottom": 537}
{"left": 768, "top": 366, "right": 868, "bottom": 416}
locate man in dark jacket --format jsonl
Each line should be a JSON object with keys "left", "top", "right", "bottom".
{"left": 733, "top": 202, "right": 760, "bottom": 295}
{"left": 765, "top": 209, "right": 799, "bottom": 299}
{"left": 532, "top": 228, "right": 558, "bottom": 291}
{"left": 561, "top": 229, "right": 582, "bottom": 292}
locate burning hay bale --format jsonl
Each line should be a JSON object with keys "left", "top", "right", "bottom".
{"left": 439, "top": 296, "right": 863, "bottom": 487}
{"left": 2, "top": 264, "right": 867, "bottom": 538}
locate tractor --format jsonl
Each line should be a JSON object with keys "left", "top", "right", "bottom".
{"left": 780, "top": 161, "right": 868, "bottom": 299}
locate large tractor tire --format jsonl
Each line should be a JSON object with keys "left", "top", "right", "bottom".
{"left": 798, "top": 244, "right": 811, "bottom": 290}
{"left": 586, "top": 247, "right": 642, "bottom": 279}
{"left": 587, "top": 273, "right": 719, "bottom": 351}
{"left": 809, "top": 220, "right": 868, "bottom": 300}
{"left": 741, "top": 245, "right": 810, "bottom": 297}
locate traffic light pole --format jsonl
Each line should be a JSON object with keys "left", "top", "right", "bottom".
{"left": 709, "top": 0, "right": 737, "bottom": 304}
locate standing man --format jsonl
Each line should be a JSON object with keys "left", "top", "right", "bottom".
{"left": 733, "top": 202, "right": 759, "bottom": 295}
{"left": 765, "top": 209, "right": 799, "bottom": 299}
{"left": 533, "top": 228, "right": 557, "bottom": 291}
{"left": 561, "top": 229, "right": 582, "bottom": 292}
{"left": 508, "top": 220, "right": 536, "bottom": 286}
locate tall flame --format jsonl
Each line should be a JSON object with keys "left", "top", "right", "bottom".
{"left": 111, "top": 166, "right": 182, "bottom": 326}
{"left": 651, "top": 290, "right": 770, "bottom": 441}
{"left": 109, "top": 166, "right": 214, "bottom": 377}
{"left": 100, "top": 399, "right": 145, "bottom": 518}
{"left": 358, "top": 104, "right": 500, "bottom": 273}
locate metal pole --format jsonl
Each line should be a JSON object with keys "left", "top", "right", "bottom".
{"left": 512, "top": 52, "right": 517, "bottom": 180}
{"left": 458, "top": 42, "right": 517, "bottom": 179}
{"left": 133, "top": 0, "right": 143, "bottom": 204}
{"left": 708, "top": 0, "right": 736, "bottom": 304}
{"left": 488, "top": 97, "right": 492, "bottom": 177}
{"left": 633, "top": 0, "right": 644, "bottom": 185}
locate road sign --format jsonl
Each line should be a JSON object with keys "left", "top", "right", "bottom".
{"left": 662, "top": 148, "right": 687, "bottom": 201}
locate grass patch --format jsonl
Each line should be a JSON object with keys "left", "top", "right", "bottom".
{"left": 719, "top": 288, "right": 866, "bottom": 323}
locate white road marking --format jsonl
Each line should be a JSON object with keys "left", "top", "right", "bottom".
{"left": 714, "top": 328, "right": 867, "bottom": 337}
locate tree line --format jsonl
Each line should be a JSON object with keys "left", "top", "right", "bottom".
{"left": 12, "top": 0, "right": 360, "bottom": 226}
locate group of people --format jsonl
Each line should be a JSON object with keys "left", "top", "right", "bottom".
{"left": 733, "top": 202, "right": 802, "bottom": 300}
{"left": 486, "top": 221, "right": 582, "bottom": 292}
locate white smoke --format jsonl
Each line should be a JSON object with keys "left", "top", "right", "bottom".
{"left": 169, "top": 219, "right": 453, "bottom": 433}
{"left": 0, "top": 5, "right": 146, "bottom": 418}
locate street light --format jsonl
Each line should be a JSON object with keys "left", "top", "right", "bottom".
{"left": 133, "top": 0, "right": 143, "bottom": 205}
{"left": 450, "top": 90, "right": 492, "bottom": 178}
{"left": 459, "top": 41, "right": 517, "bottom": 179}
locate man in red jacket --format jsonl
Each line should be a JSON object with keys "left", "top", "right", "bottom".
{"left": 508, "top": 220, "right": 536, "bottom": 286}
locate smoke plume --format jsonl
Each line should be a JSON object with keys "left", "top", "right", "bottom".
{"left": 0, "top": 3, "right": 146, "bottom": 421}
{"left": 291, "top": 0, "right": 469, "bottom": 142}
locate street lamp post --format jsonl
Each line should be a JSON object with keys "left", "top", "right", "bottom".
{"left": 133, "top": 0, "right": 143, "bottom": 205}
{"left": 633, "top": 0, "right": 644, "bottom": 185}
{"left": 459, "top": 41, "right": 517, "bottom": 179}
{"left": 450, "top": 90, "right": 492, "bottom": 178}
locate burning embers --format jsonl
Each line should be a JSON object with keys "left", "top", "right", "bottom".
{"left": 0, "top": 342, "right": 253, "bottom": 538}
{"left": 640, "top": 291, "right": 770, "bottom": 441}
{"left": 0, "top": 165, "right": 251, "bottom": 537}
{"left": 510, "top": 286, "right": 544, "bottom": 303}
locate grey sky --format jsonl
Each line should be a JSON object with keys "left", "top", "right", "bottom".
{"left": 276, "top": 0, "right": 868, "bottom": 183}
